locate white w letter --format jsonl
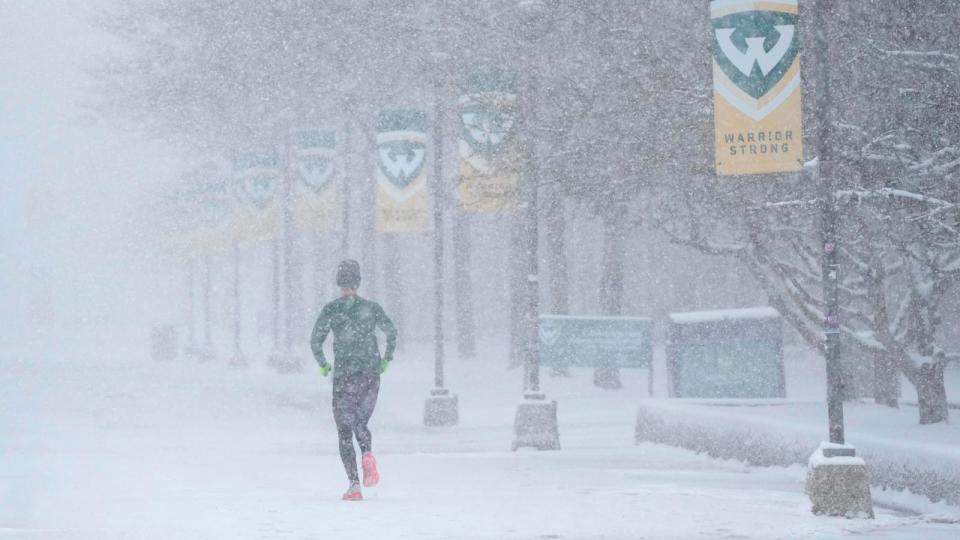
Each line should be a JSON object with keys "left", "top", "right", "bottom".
{"left": 716, "top": 25, "right": 795, "bottom": 77}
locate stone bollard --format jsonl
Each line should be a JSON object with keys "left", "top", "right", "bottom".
{"left": 267, "top": 353, "right": 304, "bottom": 374}
{"left": 151, "top": 325, "right": 178, "bottom": 362}
{"left": 805, "top": 441, "right": 874, "bottom": 518}
{"left": 183, "top": 345, "right": 218, "bottom": 363}
{"left": 424, "top": 388, "right": 459, "bottom": 427}
{"left": 512, "top": 395, "right": 561, "bottom": 451}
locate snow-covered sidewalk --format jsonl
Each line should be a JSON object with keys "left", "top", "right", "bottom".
{"left": 2, "top": 336, "right": 959, "bottom": 539}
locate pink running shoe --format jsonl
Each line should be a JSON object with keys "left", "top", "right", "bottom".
{"left": 342, "top": 481, "right": 362, "bottom": 501}
{"left": 362, "top": 452, "right": 380, "bottom": 487}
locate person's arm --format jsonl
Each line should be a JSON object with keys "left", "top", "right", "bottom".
{"left": 376, "top": 304, "right": 398, "bottom": 360}
{"left": 311, "top": 306, "right": 332, "bottom": 367}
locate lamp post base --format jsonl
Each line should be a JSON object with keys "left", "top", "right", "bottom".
{"left": 228, "top": 354, "right": 249, "bottom": 368}
{"left": 267, "top": 353, "right": 303, "bottom": 374}
{"left": 805, "top": 442, "right": 874, "bottom": 518}
{"left": 424, "top": 388, "right": 459, "bottom": 426}
{"left": 183, "top": 345, "right": 217, "bottom": 363}
{"left": 511, "top": 394, "right": 561, "bottom": 451}
{"left": 150, "top": 325, "right": 178, "bottom": 362}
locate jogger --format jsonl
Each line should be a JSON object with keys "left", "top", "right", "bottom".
{"left": 311, "top": 259, "right": 397, "bottom": 501}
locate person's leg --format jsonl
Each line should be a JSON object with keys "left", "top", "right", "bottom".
{"left": 353, "top": 374, "right": 381, "bottom": 454}
{"left": 332, "top": 375, "right": 361, "bottom": 483}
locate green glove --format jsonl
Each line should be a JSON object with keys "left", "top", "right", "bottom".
{"left": 379, "top": 357, "right": 391, "bottom": 374}
{"left": 319, "top": 363, "right": 331, "bottom": 377}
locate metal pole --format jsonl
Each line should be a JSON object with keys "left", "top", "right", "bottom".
{"left": 272, "top": 238, "right": 281, "bottom": 352}
{"left": 186, "top": 256, "right": 195, "bottom": 348}
{"left": 203, "top": 254, "right": 212, "bottom": 350}
{"left": 282, "top": 149, "right": 297, "bottom": 354}
{"left": 524, "top": 166, "right": 541, "bottom": 395}
{"left": 523, "top": 76, "right": 541, "bottom": 397}
{"left": 341, "top": 123, "right": 352, "bottom": 255}
{"left": 232, "top": 241, "right": 242, "bottom": 360}
{"left": 453, "top": 212, "right": 476, "bottom": 358}
{"left": 361, "top": 126, "right": 378, "bottom": 301}
{"left": 314, "top": 232, "right": 324, "bottom": 307}
{"left": 433, "top": 72, "right": 446, "bottom": 391}
{"left": 511, "top": 38, "right": 559, "bottom": 449}
{"left": 814, "top": 0, "right": 845, "bottom": 445}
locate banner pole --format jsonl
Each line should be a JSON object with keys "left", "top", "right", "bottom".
{"left": 423, "top": 53, "right": 459, "bottom": 427}
{"left": 432, "top": 75, "right": 446, "bottom": 392}
{"left": 231, "top": 240, "right": 245, "bottom": 366}
{"left": 186, "top": 256, "right": 195, "bottom": 350}
{"left": 203, "top": 253, "right": 212, "bottom": 352}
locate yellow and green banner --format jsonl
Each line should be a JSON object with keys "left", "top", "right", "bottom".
{"left": 711, "top": 0, "right": 802, "bottom": 175}
{"left": 187, "top": 178, "right": 232, "bottom": 252}
{"left": 458, "top": 65, "right": 520, "bottom": 212}
{"left": 294, "top": 129, "right": 338, "bottom": 232}
{"left": 169, "top": 163, "right": 232, "bottom": 254}
{"left": 375, "top": 110, "right": 428, "bottom": 232}
{"left": 232, "top": 152, "right": 281, "bottom": 241}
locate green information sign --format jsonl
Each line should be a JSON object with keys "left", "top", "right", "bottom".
{"left": 667, "top": 307, "right": 785, "bottom": 399}
{"left": 539, "top": 315, "right": 653, "bottom": 368}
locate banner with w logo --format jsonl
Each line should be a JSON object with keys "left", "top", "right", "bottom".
{"left": 375, "top": 110, "right": 429, "bottom": 232}
{"left": 170, "top": 163, "right": 232, "bottom": 254}
{"left": 711, "top": 0, "right": 803, "bottom": 175}
{"left": 232, "top": 152, "right": 281, "bottom": 241}
{"left": 188, "top": 176, "right": 232, "bottom": 252}
{"left": 458, "top": 65, "right": 520, "bottom": 212}
{"left": 294, "top": 129, "right": 338, "bottom": 232}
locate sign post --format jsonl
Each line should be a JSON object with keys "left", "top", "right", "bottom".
{"left": 804, "top": 0, "right": 873, "bottom": 518}
{"left": 232, "top": 153, "right": 282, "bottom": 367}
{"left": 424, "top": 60, "right": 459, "bottom": 427}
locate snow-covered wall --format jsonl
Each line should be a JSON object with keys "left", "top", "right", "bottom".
{"left": 635, "top": 400, "right": 960, "bottom": 506}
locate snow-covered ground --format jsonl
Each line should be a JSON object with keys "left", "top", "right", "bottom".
{"left": 2, "top": 331, "right": 959, "bottom": 539}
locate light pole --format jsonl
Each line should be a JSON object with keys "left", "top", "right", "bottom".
{"left": 813, "top": 0, "right": 845, "bottom": 447}
{"left": 805, "top": 0, "right": 873, "bottom": 518}
{"left": 201, "top": 253, "right": 214, "bottom": 361}
{"left": 281, "top": 131, "right": 304, "bottom": 371}
{"left": 184, "top": 256, "right": 196, "bottom": 355}
{"left": 424, "top": 50, "right": 459, "bottom": 427}
{"left": 228, "top": 239, "right": 247, "bottom": 367}
{"left": 511, "top": 0, "right": 560, "bottom": 451}
{"left": 268, "top": 123, "right": 306, "bottom": 374}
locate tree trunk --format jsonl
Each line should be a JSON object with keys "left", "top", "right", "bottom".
{"left": 873, "top": 351, "right": 900, "bottom": 408}
{"left": 544, "top": 184, "right": 570, "bottom": 377}
{"left": 383, "top": 235, "right": 404, "bottom": 346}
{"left": 594, "top": 203, "right": 625, "bottom": 390}
{"left": 312, "top": 233, "right": 327, "bottom": 311}
{"left": 840, "top": 354, "right": 875, "bottom": 401}
{"left": 453, "top": 212, "right": 476, "bottom": 358}
{"left": 361, "top": 126, "right": 377, "bottom": 300}
{"left": 508, "top": 211, "right": 524, "bottom": 369}
{"left": 545, "top": 185, "right": 569, "bottom": 315}
{"left": 915, "top": 362, "right": 949, "bottom": 425}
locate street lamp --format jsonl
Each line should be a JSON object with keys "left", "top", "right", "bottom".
{"left": 228, "top": 237, "right": 247, "bottom": 367}
{"left": 511, "top": 0, "right": 560, "bottom": 451}
{"left": 804, "top": 0, "right": 873, "bottom": 518}
{"left": 267, "top": 123, "right": 306, "bottom": 374}
{"left": 424, "top": 49, "right": 459, "bottom": 427}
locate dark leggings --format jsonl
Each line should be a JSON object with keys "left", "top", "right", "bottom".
{"left": 332, "top": 373, "right": 381, "bottom": 482}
